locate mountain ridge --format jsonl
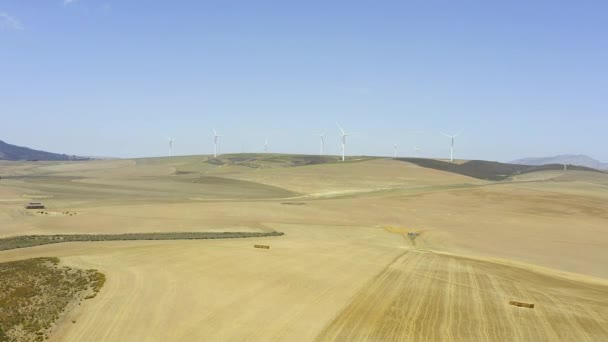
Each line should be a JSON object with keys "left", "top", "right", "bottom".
{"left": 0, "top": 140, "right": 89, "bottom": 161}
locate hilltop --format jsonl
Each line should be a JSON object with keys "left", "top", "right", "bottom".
{"left": 511, "top": 154, "right": 608, "bottom": 170}
{"left": 0, "top": 140, "right": 88, "bottom": 161}
{"left": 396, "top": 157, "right": 602, "bottom": 181}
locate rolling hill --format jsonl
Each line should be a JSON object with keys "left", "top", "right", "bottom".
{"left": 1, "top": 155, "right": 608, "bottom": 341}
{"left": 0, "top": 140, "right": 88, "bottom": 161}
{"left": 396, "top": 158, "right": 602, "bottom": 181}
{"left": 511, "top": 155, "right": 608, "bottom": 170}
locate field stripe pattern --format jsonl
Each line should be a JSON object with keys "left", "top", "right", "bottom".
{"left": 317, "top": 251, "right": 608, "bottom": 342}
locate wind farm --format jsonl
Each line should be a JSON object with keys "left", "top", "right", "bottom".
{"left": 2, "top": 1, "right": 608, "bottom": 342}
{"left": 160, "top": 126, "right": 458, "bottom": 162}
{"left": 167, "top": 137, "right": 175, "bottom": 156}
{"left": 319, "top": 131, "right": 325, "bottom": 156}
{"left": 213, "top": 129, "right": 223, "bottom": 158}
{"left": 441, "top": 131, "right": 462, "bottom": 163}
{"left": 337, "top": 123, "right": 358, "bottom": 162}
{"left": 1, "top": 142, "right": 608, "bottom": 342}
{"left": 2, "top": 120, "right": 608, "bottom": 342}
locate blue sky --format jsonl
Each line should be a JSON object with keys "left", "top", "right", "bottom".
{"left": 1, "top": 1, "right": 607, "bottom": 161}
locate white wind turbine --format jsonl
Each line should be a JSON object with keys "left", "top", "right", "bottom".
{"left": 337, "top": 123, "right": 357, "bottom": 162}
{"left": 264, "top": 137, "right": 268, "bottom": 153}
{"left": 393, "top": 144, "right": 398, "bottom": 158}
{"left": 319, "top": 131, "right": 325, "bottom": 156}
{"left": 213, "top": 129, "right": 223, "bottom": 158}
{"left": 167, "top": 137, "right": 175, "bottom": 156}
{"left": 441, "top": 131, "right": 462, "bottom": 163}
{"left": 413, "top": 146, "right": 421, "bottom": 157}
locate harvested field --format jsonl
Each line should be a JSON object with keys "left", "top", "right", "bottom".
{"left": 1, "top": 155, "right": 607, "bottom": 341}
{"left": 0, "top": 257, "right": 105, "bottom": 342}
{"left": 317, "top": 251, "right": 608, "bottom": 342}
{"left": 0, "top": 224, "right": 405, "bottom": 342}
{"left": 226, "top": 158, "right": 482, "bottom": 195}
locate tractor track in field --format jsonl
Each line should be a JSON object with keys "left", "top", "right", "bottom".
{"left": 316, "top": 250, "right": 608, "bottom": 342}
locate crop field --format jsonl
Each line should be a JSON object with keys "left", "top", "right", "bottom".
{"left": 318, "top": 250, "right": 608, "bottom": 342}
{"left": 1, "top": 155, "right": 607, "bottom": 341}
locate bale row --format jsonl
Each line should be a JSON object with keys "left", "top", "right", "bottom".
{"left": 509, "top": 300, "right": 535, "bottom": 308}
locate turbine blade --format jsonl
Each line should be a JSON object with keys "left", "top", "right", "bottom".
{"left": 336, "top": 123, "right": 345, "bottom": 136}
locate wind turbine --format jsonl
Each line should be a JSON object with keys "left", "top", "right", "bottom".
{"left": 393, "top": 144, "right": 398, "bottom": 158}
{"left": 213, "top": 129, "right": 223, "bottom": 158}
{"left": 337, "top": 123, "right": 357, "bottom": 162}
{"left": 319, "top": 131, "right": 325, "bottom": 156}
{"left": 264, "top": 137, "right": 268, "bottom": 153}
{"left": 413, "top": 146, "right": 421, "bottom": 157}
{"left": 167, "top": 137, "right": 175, "bottom": 156}
{"left": 441, "top": 131, "right": 462, "bottom": 163}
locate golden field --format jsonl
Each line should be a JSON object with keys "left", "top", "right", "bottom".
{"left": 1, "top": 155, "right": 607, "bottom": 341}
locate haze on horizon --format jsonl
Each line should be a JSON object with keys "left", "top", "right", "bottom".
{"left": 1, "top": 1, "right": 607, "bottom": 161}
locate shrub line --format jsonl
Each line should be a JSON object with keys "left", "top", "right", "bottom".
{"left": 0, "top": 231, "right": 285, "bottom": 252}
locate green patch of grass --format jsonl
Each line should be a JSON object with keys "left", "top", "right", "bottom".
{"left": 0, "top": 327, "right": 8, "bottom": 342}
{"left": 0, "top": 232, "right": 285, "bottom": 252}
{"left": 0, "top": 257, "right": 105, "bottom": 342}
{"left": 174, "top": 175, "right": 298, "bottom": 198}
{"left": 202, "top": 154, "right": 362, "bottom": 169}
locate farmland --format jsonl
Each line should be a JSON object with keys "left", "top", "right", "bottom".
{"left": 1, "top": 155, "right": 607, "bottom": 341}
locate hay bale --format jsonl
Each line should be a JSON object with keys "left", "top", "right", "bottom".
{"left": 509, "top": 300, "right": 534, "bottom": 308}
{"left": 254, "top": 244, "right": 270, "bottom": 250}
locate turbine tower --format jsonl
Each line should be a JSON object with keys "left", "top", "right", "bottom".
{"left": 213, "top": 129, "right": 223, "bottom": 158}
{"left": 319, "top": 131, "right": 325, "bottom": 156}
{"left": 337, "top": 123, "right": 357, "bottom": 162}
{"left": 393, "top": 144, "right": 398, "bottom": 158}
{"left": 167, "top": 137, "right": 174, "bottom": 156}
{"left": 414, "top": 146, "right": 421, "bottom": 157}
{"left": 264, "top": 137, "right": 268, "bottom": 153}
{"left": 441, "top": 131, "right": 461, "bottom": 163}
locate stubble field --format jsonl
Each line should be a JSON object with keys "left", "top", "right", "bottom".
{"left": 0, "top": 155, "right": 607, "bottom": 341}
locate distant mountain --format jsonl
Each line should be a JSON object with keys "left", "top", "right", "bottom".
{"left": 0, "top": 140, "right": 89, "bottom": 161}
{"left": 511, "top": 155, "right": 608, "bottom": 170}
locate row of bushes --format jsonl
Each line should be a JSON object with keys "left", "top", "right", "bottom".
{"left": 0, "top": 231, "right": 285, "bottom": 252}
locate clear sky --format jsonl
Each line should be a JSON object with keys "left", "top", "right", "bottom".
{"left": 1, "top": 1, "right": 607, "bottom": 161}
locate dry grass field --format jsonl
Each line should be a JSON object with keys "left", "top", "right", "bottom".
{"left": 318, "top": 250, "right": 608, "bottom": 342}
{"left": 1, "top": 155, "right": 607, "bottom": 341}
